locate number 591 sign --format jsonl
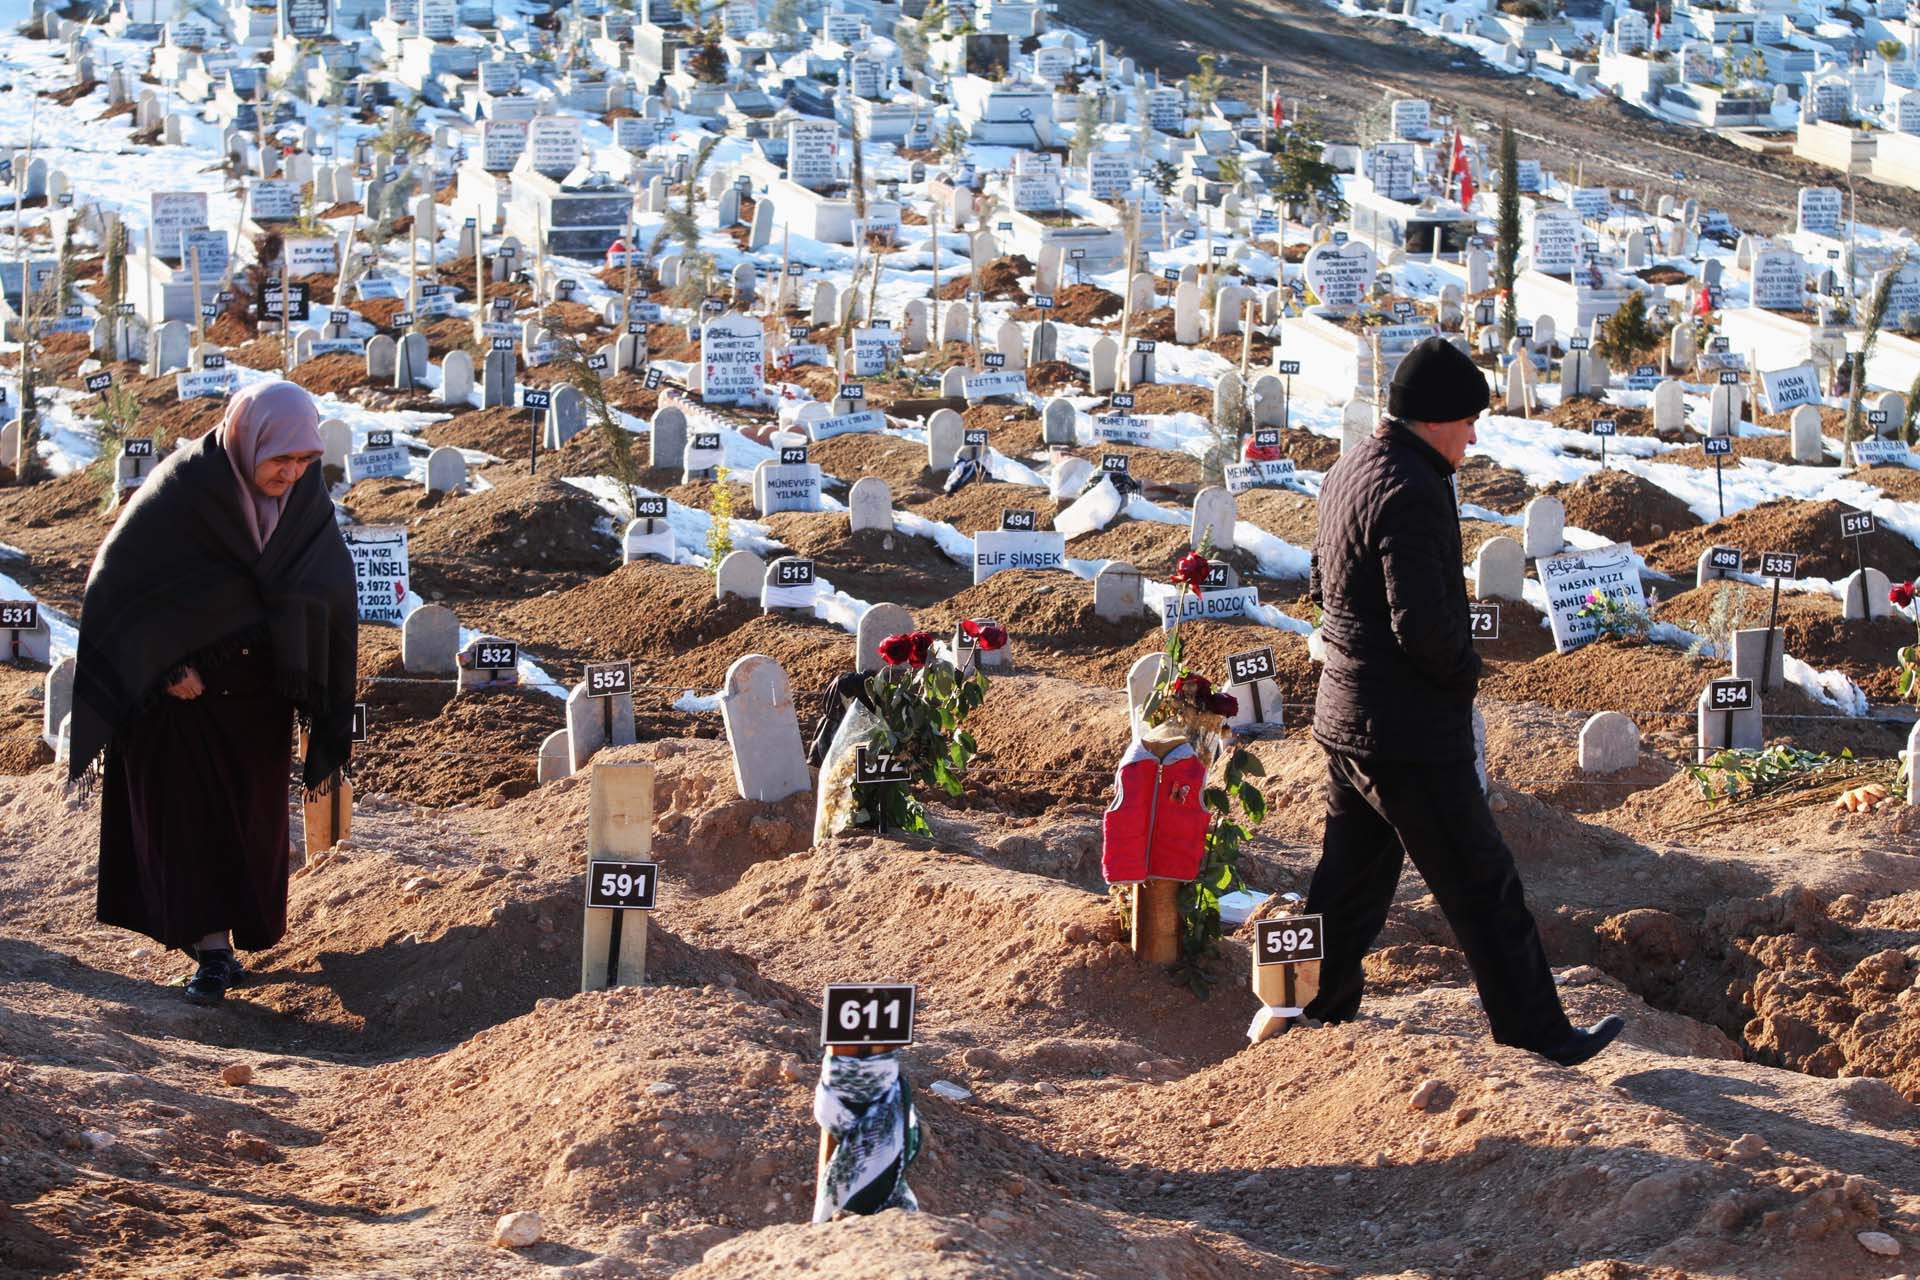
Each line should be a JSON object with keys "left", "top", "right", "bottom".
{"left": 586, "top": 859, "right": 658, "bottom": 910}
{"left": 822, "top": 983, "right": 916, "bottom": 1047}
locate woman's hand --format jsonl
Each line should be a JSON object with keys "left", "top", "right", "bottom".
{"left": 166, "top": 667, "right": 205, "bottom": 700}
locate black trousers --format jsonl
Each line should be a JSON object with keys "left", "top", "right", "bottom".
{"left": 1303, "top": 749, "right": 1573, "bottom": 1051}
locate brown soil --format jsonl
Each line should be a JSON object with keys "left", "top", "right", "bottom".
{"left": 1657, "top": 580, "right": 1913, "bottom": 703}
{"left": 1644, "top": 498, "right": 1920, "bottom": 583}
{"left": 1457, "top": 455, "right": 1539, "bottom": 513}
{"left": 934, "top": 255, "right": 1032, "bottom": 302}
{"left": 0, "top": 660, "right": 53, "bottom": 774}
{"left": 757, "top": 513, "right": 972, "bottom": 609}
{"left": 1546, "top": 469, "right": 1704, "bottom": 547}
{"left": 1010, "top": 283, "right": 1122, "bottom": 325}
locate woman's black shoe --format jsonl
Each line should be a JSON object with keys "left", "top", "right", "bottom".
{"left": 183, "top": 949, "right": 245, "bottom": 1005}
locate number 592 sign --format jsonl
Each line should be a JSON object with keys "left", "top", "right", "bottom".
{"left": 1255, "top": 914, "right": 1326, "bottom": 966}
{"left": 821, "top": 982, "right": 916, "bottom": 1047}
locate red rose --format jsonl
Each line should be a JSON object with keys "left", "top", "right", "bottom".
{"left": 1210, "top": 691, "right": 1239, "bottom": 717}
{"left": 1171, "top": 673, "right": 1212, "bottom": 703}
{"left": 1892, "top": 581, "right": 1915, "bottom": 608}
{"left": 979, "top": 624, "right": 1008, "bottom": 651}
{"left": 877, "top": 634, "right": 913, "bottom": 665}
{"left": 907, "top": 631, "right": 935, "bottom": 668}
{"left": 1172, "top": 551, "right": 1211, "bottom": 594}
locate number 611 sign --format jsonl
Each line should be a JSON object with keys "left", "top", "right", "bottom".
{"left": 821, "top": 982, "right": 916, "bottom": 1047}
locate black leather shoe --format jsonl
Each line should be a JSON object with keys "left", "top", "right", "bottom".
{"left": 183, "top": 950, "right": 245, "bottom": 1006}
{"left": 1541, "top": 1015, "right": 1625, "bottom": 1067}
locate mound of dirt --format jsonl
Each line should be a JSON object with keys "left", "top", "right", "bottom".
{"left": 1457, "top": 454, "right": 1539, "bottom": 514}
{"left": 421, "top": 404, "right": 544, "bottom": 461}
{"left": 757, "top": 513, "right": 972, "bottom": 609}
{"left": 935, "top": 254, "right": 1031, "bottom": 301}
{"left": 1010, "top": 282, "right": 1120, "bottom": 325}
{"left": 1539, "top": 400, "right": 1669, "bottom": 439}
{"left": 1064, "top": 520, "right": 1279, "bottom": 587}
{"left": 500, "top": 562, "right": 759, "bottom": 667}
{"left": 403, "top": 471, "right": 620, "bottom": 604}
{"left": 1657, "top": 580, "right": 1910, "bottom": 702}
{"left": 0, "top": 661, "right": 53, "bottom": 774}
{"left": 1547, "top": 469, "right": 1703, "bottom": 547}
{"left": 1644, "top": 498, "right": 1920, "bottom": 582}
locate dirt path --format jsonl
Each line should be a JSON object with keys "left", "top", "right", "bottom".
{"left": 1064, "top": 0, "right": 1920, "bottom": 230}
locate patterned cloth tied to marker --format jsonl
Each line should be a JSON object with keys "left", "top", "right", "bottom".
{"left": 811, "top": 1050, "right": 921, "bottom": 1223}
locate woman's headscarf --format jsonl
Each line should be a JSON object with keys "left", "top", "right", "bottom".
{"left": 219, "top": 380, "right": 322, "bottom": 550}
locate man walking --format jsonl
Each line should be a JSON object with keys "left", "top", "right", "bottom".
{"left": 1305, "top": 337, "right": 1623, "bottom": 1068}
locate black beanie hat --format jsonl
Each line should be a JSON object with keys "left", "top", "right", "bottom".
{"left": 1388, "top": 336, "right": 1491, "bottom": 423}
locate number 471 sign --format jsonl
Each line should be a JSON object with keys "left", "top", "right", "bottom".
{"left": 822, "top": 982, "right": 916, "bottom": 1047}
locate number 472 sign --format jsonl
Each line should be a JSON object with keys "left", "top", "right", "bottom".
{"left": 822, "top": 982, "right": 916, "bottom": 1047}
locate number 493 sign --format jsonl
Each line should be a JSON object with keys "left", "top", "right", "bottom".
{"left": 822, "top": 982, "right": 916, "bottom": 1047}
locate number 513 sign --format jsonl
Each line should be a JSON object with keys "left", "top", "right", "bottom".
{"left": 821, "top": 982, "right": 916, "bottom": 1047}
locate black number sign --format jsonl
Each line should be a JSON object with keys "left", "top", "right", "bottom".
{"left": 350, "top": 703, "right": 368, "bottom": 742}
{"left": 202, "top": 354, "right": 228, "bottom": 370}
{"left": 84, "top": 372, "right": 113, "bottom": 393}
{"left": 1718, "top": 370, "right": 1741, "bottom": 385}
{"left": 1001, "top": 508, "right": 1037, "bottom": 531}
{"left": 0, "top": 601, "right": 38, "bottom": 630}
{"left": 643, "top": 369, "right": 664, "bottom": 389}
{"left": 392, "top": 312, "right": 414, "bottom": 328}
{"left": 1202, "top": 562, "right": 1231, "bottom": 589}
{"left": 1112, "top": 393, "right": 1136, "bottom": 410}
{"left": 1703, "top": 436, "right": 1733, "bottom": 457}
{"left": 123, "top": 438, "right": 155, "bottom": 458}
{"left": 491, "top": 336, "right": 515, "bottom": 351}
{"left": 586, "top": 859, "right": 659, "bottom": 910}
{"left": 1592, "top": 418, "right": 1617, "bottom": 436}
{"left": 983, "top": 352, "right": 1006, "bottom": 369}
{"left": 587, "top": 354, "right": 609, "bottom": 371}
{"left": 1708, "top": 678, "right": 1754, "bottom": 711}
{"left": 1760, "top": 551, "right": 1798, "bottom": 579}
{"left": 691, "top": 431, "right": 722, "bottom": 451}
{"left": 1869, "top": 409, "right": 1890, "bottom": 428}
{"left": 788, "top": 326, "right": 809, "bottom": 340}
{"left": 1468, "top": 602, "right": 1500, "bottom": 639}
{"left": 1569, "top": 335, "right": 1590, "bottom": 351}
{"left": 1842, "top": 510, "right": 1876, "bottom": 538}
{"left": 963, "top": 428, "right": 989, "bottom": 447}
{"left": 1708, "top": 546, "right": 1742, "bottom": 572}
{"left": 821, "top": 983, "right": 916, "bottom": 1047}
{"left": 330, "top": 308, "right": 352, "bottom": 325}
{"left": 1255, "top": 914, "right": 1326, "bottom": 965}
{"left": 775, "top": 559, "right": 815, "bottom": 586}
{"left": 779, "top": 445, "right": 809, "bottom": 465}
{"left": 365, "top": 429, "right": 395, "bottom": 449}
{"left": 1033, "top": 295, "right": 1055, "bottom": 310}
{"left": 472, "top": 641, "right": 518, "bottom": 672}
{"left": 522, "top": 389, "right": 552, "bottom": 411}
{"left": 1134, "top": 339, "right": 1157, "bottom": 353}
{"left": 839, "top": 384, "right": 865, "bottom": 400}
{"left": 1226, "top": 646, "right": 1276, "bottom": 686}
{"left": 635, "top": 495, "right": 668, "bottom": 518}
{"left": 1101, "top": 454, "right": 1130, "bottom": 474}
{"left": 584, "top": 660, "right": 634, "bottom": 697}
{"left": 854, "top": 745, "right": 914, "bottom": 784}
{"left": 1069, "top": 248, "right": 1087, "bottom": 260}
{"left": 1277, "top": 360, "right": 1301, "bottom": 376}
{"left": 1252, "top": 427, "right": 1280, "bottom": 448}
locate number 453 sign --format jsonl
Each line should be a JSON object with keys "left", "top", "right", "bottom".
{"left": 822, "top": 982, "right": 916, "bottom": 1047}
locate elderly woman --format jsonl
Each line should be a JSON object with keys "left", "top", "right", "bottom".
{"left": 70, "top": 380, "right": 358, "bottom": 1005}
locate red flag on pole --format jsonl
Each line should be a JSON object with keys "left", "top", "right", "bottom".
{"left": 1652, "top": 6, "right": 1662, "bottom": 45}
{"left": 1451, "top": 129, "right": 1474, "bottom": 209}
{"left": 1272, "top": 91, "right": 1285, "bottom": 131}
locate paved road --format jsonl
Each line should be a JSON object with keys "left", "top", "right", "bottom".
{"left": 1061, "top": 0, "right": 1920, "bottom": 234}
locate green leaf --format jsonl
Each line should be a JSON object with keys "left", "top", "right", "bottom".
{"left": 1240, "top": 786, "right": 1268, "bottom": 823}
{"left": 1232, "top": 749, "right": 1265, "bottom": 779}
{"left": 1203, "top": 786, "right": 1231, "bottom": 814}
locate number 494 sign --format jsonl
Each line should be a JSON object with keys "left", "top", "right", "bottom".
{"left": 822, "top": 982, "right": 916, "bottom": 1047}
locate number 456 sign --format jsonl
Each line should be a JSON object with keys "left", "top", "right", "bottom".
{"left": 822, "top": 982, "right": 916, "bottom": 1047}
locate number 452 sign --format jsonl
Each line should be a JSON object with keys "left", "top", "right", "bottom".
{"left": 822, "top": 982, "right": 916, "bottom": 1047}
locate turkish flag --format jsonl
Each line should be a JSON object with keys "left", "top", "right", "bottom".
{"left": 1271, "top": 92, "right": 1285, "bottom": 131}
{"left": 1652, "top": 7, "right": 1662, "bottom": 45}
{"left": 1451, "top": 129, "right": 1474, "bottom": 209}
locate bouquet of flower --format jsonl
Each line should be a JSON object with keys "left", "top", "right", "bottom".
{"left": 1574, "top": 589, "right": 1648, "bottom": 642}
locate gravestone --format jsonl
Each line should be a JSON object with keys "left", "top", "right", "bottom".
{"left": 1522, "top": 497, "right": 1565, "bottom": 558}
{"left": 927, "top": 408, "right": 965, "bottom": 470}
{"left": 1696, "top": 680, "right": 1762, "bottom": 756}
{"left": 719, "top": 654, "right": 813, "bottom": 802}
{"left": 650, "top": 406, "right": 688, "bottom": 471}
{"left": 320, "top": 419, "right": 352, "bottom": 472}
{"left": 1340, "top": 400, "right": 1373, "bottom": 453}
{"left": 402, "top": 604, "right": 461, "bottom": 676}
{"left": 425, "top": 446, "right": 467, "bottom": 494}
{"left": 856, "top": 603, "right": 913, "bottom": 671}
{"left": 537, "top": 729, "right": 572, "bottom": 785}
{"left": 1474, "top": 535, "right": 1526, "bottom": 601}
{"left": 1089, "top": 336, "right": 1118, "bottom": 394}
{"left": 1094, "top": 561, "right": 1142, "bottom": 621}
{"left": 42, "top": 657, "right": 74, "bottom": 752}
{"left": 714, "top": 549, "right": 765, "bottom": 601}
{"left": 1730, "top": 627, "right": 1786, "bottom": 690}
{"left": 1578, "top": 711, "right": 1640, "bottom": 772}
{"left": 1653, "top": 379, "right": 1686, "bottom": 434}
{"left": 1191, "top": 486, "right": 1236, "bottom": 551}
{"left": 1042, "top": 397, "right": 1077, "bottom": 446}
{"left": 483, "top": 349, "right": 516, "bottom": 408}
{"left": 442, "top": 350, "right": 474, "bottom": 404}
{"left": 700, "top": 313, "right": 765, "bottom": 404}
{"left": 1842, "top": 567, "right": 1894, "bottom": 621}
{"left": 1790, "top": 405, "right": 1825, "bottom": 463}
{"left": 1125, "top": 652, "right": 1164, "bottom": 732}
{"left": 848, "top": 476, "right": 892, "bottom": 533}
{"left": 566, "top": 679, "right": 637, "bottom": 773}
{"left": 367, "top": 334, "right": 397, "bottom": 381}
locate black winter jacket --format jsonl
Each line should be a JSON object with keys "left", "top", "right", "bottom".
{"left": 1310, "top": 421, "right": 1481, "bottom": 762}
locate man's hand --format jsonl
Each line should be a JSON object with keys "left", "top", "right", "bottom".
{"left": 166, "top": 667, "right": 205, "bottom": 700}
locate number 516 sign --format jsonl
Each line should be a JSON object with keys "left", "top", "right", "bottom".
{"left": 821, "top": 982, "right": 916, "bottom": 1047}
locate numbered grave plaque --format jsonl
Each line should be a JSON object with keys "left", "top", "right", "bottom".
{"left": 84, "top": 372, "right": 113, "bottom": 394}
{"left": 821, "top": 982, "right": 916, "bottom": 1047}
{"left": 983, "top": 352, "right": 1006, "bottom": 369}
{"left": 953, "top": 617, "right": 1000, "bottom": 652}
{"left": 472, "top": 640, "right": 518, "bottom": 672}
{"left": 0, "top": 602, "right": 38, "bottom": 630}
{"left": 1568, "top": 335, "right": 1589, "bottom": 351}
{"left": 491, "top": 336, "right": 516, "bottom": 351}
{"left": 1112, "top": 393, "right": 1136, "bottom": 410}
{"left": 1592, "top": 418, "right": 1616, "bottom": 437}
{"left": 586, "top": 859, "right": 659, "bottom": 910}
{"left": 1202, "top": 562, "right": 1232, "bottom": 589}
{"left": 1841, "top": 510, "right": 1876, "bottom": 538}
{"left": 1255, "top": 914, "right": 1326, "bottom": 965}
{"left": 202, "top": 354, "right": 227, "bottom": 370}
{"left": 1033, "top": 295, "right": 1055, "bottom": 310}
{"left": 1001, "top": 508, "right": 1038, "bottom": 531}
{"left": 963, "top": 428, "right": 989, "bottom": 448}
{"left": 365, "top": 429, "right": 394, "bottom": 449}
{"left": 122, "top": 438, "right": 155, "bottom": 458}
{"left": 1708, "top": 678, "right": 1754, "bottom": 711}
{"left": 643, "top": 368, "right": 664, "bottom": 390}
{"left": 1717, "top": 370, "right": 1741, "bottom": 386}
{"left": 1225, "top": 646, "right": 1276, "bottom": 686}
{"left": 854, "top": 745, "right": 914, "bottom": 785}
{"left": 1252, "top": 427, "right": 1281, "bottom": 449}
{"left": 1708, "top": 546, "right": 1742, "bottom": 572}
{"left": 635, "top": 495, "right": 668, "bottom": 519}
{"left": 1468, "top": 602, "right": 1500, "bottom": 640}
{"left": 1703, "top": 437, "right": 1733, "bottom": 457}
{"left": 586, "top": 354, "right": 609, "bottom": 372}
{"left": 1869, "top": 409, "right": 1890, "bottom": 429}
{"left": 584, "top": 660, "right": 634, "bottom": 697}
{"left": 779, "top": 444, "right": 809, "bottom": 465}
{"left": 775, "top": 558, "right": 815, "bottom": 587}
{"left": 691, "top": 431, "right": 722, "bottom": 452}
{"left": 1760, "top": 551, "right": 1799, "bottom": 578}
{"left": 350, "top": 702, "right": 368, "bottom": 742}
{"left": 1100, "top": 453, "right": 1130, "bottom": 475}
{"left": 838, "top": 384, "right": 865, "bottom": 401}
{"left": 522, "top": 389, "right": 552, "bottom": 412}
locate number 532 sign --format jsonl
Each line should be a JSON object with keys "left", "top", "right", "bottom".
{"left": 821, "top": 982, "right": 916, "bottom": 1047}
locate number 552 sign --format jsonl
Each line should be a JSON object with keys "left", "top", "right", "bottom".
{"left": 821, "top": 982, "right": 916, "bottom": 1047}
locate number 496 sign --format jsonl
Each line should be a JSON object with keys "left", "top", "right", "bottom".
{"left": 822, "top": 982, "right": 916, "bottom": 1047}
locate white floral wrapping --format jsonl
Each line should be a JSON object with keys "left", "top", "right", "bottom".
{"left": 811, "top": 1049, "right": 921, "bottom": 1224}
